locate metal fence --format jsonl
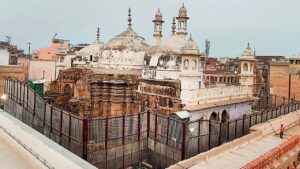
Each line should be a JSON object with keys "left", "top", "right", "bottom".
{"left": 3, "top": 78, "right": 300, "bottom": 169}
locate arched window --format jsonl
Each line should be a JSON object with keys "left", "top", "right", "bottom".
{"left": 90, "top": 55, "right": 93, "bottom": 61}
{"left": 184, "top": 59, "right": 189, "bottom": 70}
{"left": 221, "top": 110, "right": 229, "bottom": 123}
{"left": 243, "top": 63, "right": 248, "bottom": 72}
{"left": 64, "top": 84, "right": 72, "bottom": 96}
{"left": 209, "top": 112, "right": 219, "bottom": 121}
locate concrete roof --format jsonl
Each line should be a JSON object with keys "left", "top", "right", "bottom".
{"left": 167, "top": 110, "right": 300, "bottom": 169}
{"left": 0, "top": 109, "right": 97, "bottom": 169}
{"left": 190, "top": 135, "right": 284, "bottom": 169}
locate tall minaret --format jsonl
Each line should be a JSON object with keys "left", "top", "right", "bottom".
{"left": 239, "top": 43, "right": 256, "bottom": 86}
{"left": 176, "top": 3, "right": 189, "bottom": 39}
{"left": 152, "top": 8, "right": 164, "bottom": 45}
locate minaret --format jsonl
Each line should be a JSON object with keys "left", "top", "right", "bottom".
{"left": 128, "top": 7, "right": 132, "bottom": 27}
{"left": 172, "top": 17, "right": 176, "bottom": 35}
{"left": 239, "top": 43, "right": 256, "bottom": 86}
{"left": 152, "top": 8, "right": 164, "bottom": 45}
{"left": 176, "top": 3, "right": 189, "bottom": 39}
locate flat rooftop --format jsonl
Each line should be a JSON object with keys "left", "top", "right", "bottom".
{"left": 0, "top": 109, "right": 97, "bottom": 169}
{"left": 191, "top": 123, "right": 300, "bottom": 169}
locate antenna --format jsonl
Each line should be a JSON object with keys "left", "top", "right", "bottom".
{"left": 5, "top": 35, "right": 11, "bottom": 44}
{"left": 27, "top": 42, "right": 32, "bottom": 55}
{"left": 205, "top": 39, "right": 210, "bottom": 57}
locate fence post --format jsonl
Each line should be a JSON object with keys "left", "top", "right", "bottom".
{"left": 82, "top": 118, "right": 89, "bottom": 160}
{"left": 198, "top": 120, "right": 201, "bottom": 154}
{"left": 43, "top": 102, "right": 46, "bottom": 127}
{"left": 208, "top": 120, "right": 211, "bottom": 149}
{"left": 234, "top": 119, "right": 237, "bottom": 138}
{"left": 23, "top": 84, "right": 25, "bottom": 106}
{"left": 154, "top": 114, "right": 157, "bottom": 141}
{"left": 68, "top": 113, "right": 71, "bottom": 149}
{"left": 33, "top": 92, "right": 36, "bottom": 115}
{"left": 147, "top": 111, "right": 150, "bottom": 139}
{"left": 105, "top": 117, "right": 108, "bottom": 169}
{"left": 59, "top": 110, "right": 63, "bottom": 144}
{"left": 242, "top": 116, "right": 245, "bottom": 135}
{"left": 122, "top": 114, "right": 125, "bottom": 145}
{"left": 165, "top": 117, "right": 170, "bottom": 167}
{"left": 218, "top": 123, "right": 222, "bottom": 145}
{"left": 227, "top": 121, "right": 230, "bottom": 141}
{"left": 50, "top": 106, "right": 53, "bottom": 134}
{"left": 181, "top": 122, "right": 186, "bottom": 160}
{"left": 138, "top": 113, "right": 141, "bottom": 141}
{"left": 26, "top": 84, "right": 29, "bottom": 109}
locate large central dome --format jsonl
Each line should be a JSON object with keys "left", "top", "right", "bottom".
{"left": 102, "top": 27, "right": 148, "bottom": 52}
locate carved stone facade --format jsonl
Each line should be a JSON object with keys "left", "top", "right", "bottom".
{"left": 48, "top": 68, "right": 140, "bottom": 117}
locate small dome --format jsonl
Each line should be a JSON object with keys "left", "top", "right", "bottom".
{"left": 240, "top": 43, "right": 255, "bottom": 61}
{"left": 182, "top": 35, "right": 200, "bottom": 55}
{"left": 77, "top": 40, "right": 104, "bottom": 57}
{"left": 155, "top": 8, "right": 162, "bottom": 17}
{"left": 102, "top": 27, "right": 149, "bottom": 51}
{"left": 178, "top": 3, "right": 187, "bottom": 17}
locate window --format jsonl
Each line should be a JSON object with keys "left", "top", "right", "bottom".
{"left": 184, "top": 59, "right": 189, "bottom": 70}
{"left": 90, "top": 55, "right": 93, "bottom": 61}
{"left": 192, "top": 59, "right": 197, "bottom": 70}
{"left": 243, "top": 63, "right": 248, "bottom": 72}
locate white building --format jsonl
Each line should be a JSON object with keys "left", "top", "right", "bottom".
{"left": 0, "top": 42, "right": 10, "bottom": 66}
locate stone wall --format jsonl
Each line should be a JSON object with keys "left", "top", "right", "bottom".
{"left": 181, "top": 85, "right": 253, "bottom": 105}
{"left": 0, "top": 65, "right": 27, "bottom": 96}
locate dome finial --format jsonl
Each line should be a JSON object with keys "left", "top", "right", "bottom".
{"left": 96, "top": 27, "right": 100, "bottom": 40}
{"left": 247, "top": 42, "right": 250, "bottom": 49}
{"left": 172, "top": 17, "right": 176, "bottom": 35}
{"left": 128, "top": 7, "right": 132, "bottom": 27}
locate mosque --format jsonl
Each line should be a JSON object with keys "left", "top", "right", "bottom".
{"left": 49, "top": 4, "right": 261, "bottom": 122}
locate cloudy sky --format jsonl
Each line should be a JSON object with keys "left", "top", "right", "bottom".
{"left": 1, "top": 0, "right": 299, "bottom": 57}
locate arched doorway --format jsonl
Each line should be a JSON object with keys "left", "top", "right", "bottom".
{"left": 64, "top": 84, "right": 72, "bottom": 96}
{"left": 221, "top": 110, "right": 229, "bottom": 123}
{"left": 209, "top": 112, "right": 219, "bottom": 121}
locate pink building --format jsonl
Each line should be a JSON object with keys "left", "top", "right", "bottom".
{"left": 32, "top": 38, "right": 69, "bottom": 61}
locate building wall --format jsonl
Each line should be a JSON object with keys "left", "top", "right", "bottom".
{"left": 0, "top": 66, "right": 28, "bottom": 96}
{"left": 28, "top": 60, "right": 56, "bottom": 90}
{"left": 269, "top": 63, "right": 300, "bottom": 101}
{"left": 188, "top": 102, "right": 252, "bottom": 121}
{"left": 0, "top": 47, "right": 10, "bottom": 66}
{"left": 17, "top": 57, "right": 30, "bottom": 67}
{"left": 181, "top": 85, "right": 253, "bottom": 106}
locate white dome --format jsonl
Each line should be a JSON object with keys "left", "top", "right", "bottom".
{"left": 240, "top": 43, "right": 255, "bottom": 61}
{"left": 77, "top": 39, "right": 104, "bottom": 57}
{"left": 178, "top": 4, "right": 187, "bottom": 18}
{"left": 101, "top": 27, "right": 149, "bottom": 52}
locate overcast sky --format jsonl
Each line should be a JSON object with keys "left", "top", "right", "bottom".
{"left": 1, "top": 0, "right": 299, "bottom": 57}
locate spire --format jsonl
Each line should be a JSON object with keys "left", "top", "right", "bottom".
{"left": 172, "top": 17, "right": 176, "bottom": 35}
{"left": 189, "top": 33, "right": 192, "bottom": 40}
{"left": 247, "top": 42, "right": 250, "bottom": 49}
{"left": 128, "top": 7, "right": 132, "bottom": 27}
{"left": 96, "top": 27, "right": 100, "bottom": 40}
